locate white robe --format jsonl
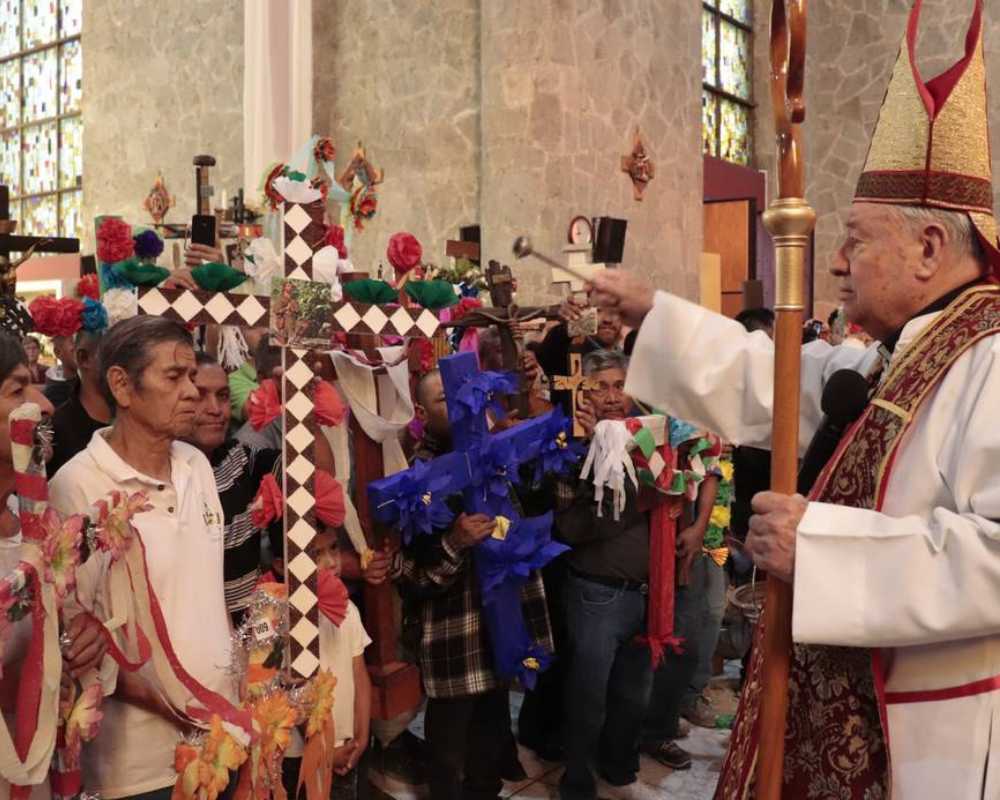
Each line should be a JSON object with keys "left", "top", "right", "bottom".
{"left": 627, "top": 290, "right": 1000, "bottom": 799}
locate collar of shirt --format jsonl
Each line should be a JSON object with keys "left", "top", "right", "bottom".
{"left": 87, "top": 427, "right": 197, "bottom": 496}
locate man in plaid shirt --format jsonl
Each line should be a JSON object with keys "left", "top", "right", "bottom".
{"left": 391, "top": 369, "right": 554, "bottom": 800}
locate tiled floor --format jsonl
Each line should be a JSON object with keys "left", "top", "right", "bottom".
{"left": 371, "top": 678, "right": 737, "bottom": 800}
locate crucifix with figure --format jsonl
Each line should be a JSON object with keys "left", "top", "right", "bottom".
{"left": 0, "top": 186, "right": 81, "bottom": 295}
{"left": 442, "top": 259, "right": 561, "bottom": 416}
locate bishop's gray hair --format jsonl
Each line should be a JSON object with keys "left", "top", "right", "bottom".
{"left": 892, "top": 205, "right": 987, "bottom": 266}
{"left": 582, "top": 349, "right": 629, "bottom": 376}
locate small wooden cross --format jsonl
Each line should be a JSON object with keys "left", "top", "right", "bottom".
{"left": 0, "top": 186, "right": 80, "bottom": 295}
{"left": 552, "top": 352, "right": 597, "bottom": 438}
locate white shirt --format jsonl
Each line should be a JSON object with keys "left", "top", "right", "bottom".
{"left": 286, "top": 600, "right": 371, "bottom": 757}
{"left": 50, "top": 429, "right": 234, "bottom": 800}
{"left": 628, "top": 290, "right": 1000, "bottom": 799}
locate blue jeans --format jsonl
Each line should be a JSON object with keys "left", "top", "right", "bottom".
{"left": 642, "top": 555, "right": 706, "bottom": 743}
{"left": 560, "top": 573, "right": 654, "bottom": 800}
{"left": 685, "top": 555, "right": 727, "bottom": 706}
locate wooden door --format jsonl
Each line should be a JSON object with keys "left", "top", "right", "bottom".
{"left": 703, "top": 199, "right": 755, "bottom": 318}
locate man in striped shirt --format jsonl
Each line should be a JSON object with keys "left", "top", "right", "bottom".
{"left": 184, "top": 352, "right": 280, "bottom": 625}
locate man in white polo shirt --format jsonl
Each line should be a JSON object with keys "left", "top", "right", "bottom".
{"left": 51, "top": 316, "right": 236, "bottom": 800}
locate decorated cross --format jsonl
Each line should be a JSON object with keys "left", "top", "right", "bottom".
{"left": 135, "top": 197, "right": 439, "bottom": 680}
{"left": 442, "top": 260, "right": 561, "bottom": 416}
{"left": 367, "top": 352, "right": 578, "bottom": 683}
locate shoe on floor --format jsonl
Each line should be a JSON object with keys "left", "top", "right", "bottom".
{"left": 641, "top": 739, "right": 692, "bottom": 771}
{"left": 369, "top": 730, "right": 428, "bottom": 786}
{"left": 595, "top": 777, "right": 664, "bottom": 800}
{"left": 681, "top": 694, "right": 719, "bottom": 729}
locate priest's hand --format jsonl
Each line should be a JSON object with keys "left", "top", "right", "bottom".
{"left": 587, "top": 270, "right": 655, "bottom": 328}
{"left": 746, "top": 491, "right": 806, "bottom": 583}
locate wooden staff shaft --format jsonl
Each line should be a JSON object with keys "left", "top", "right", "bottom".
{"left": 756, "top": 1, "right": 813, "bottom": 796}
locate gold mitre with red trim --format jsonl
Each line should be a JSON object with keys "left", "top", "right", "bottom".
{"left": 855, "top": 0, "right": 1000, "bottom": 276}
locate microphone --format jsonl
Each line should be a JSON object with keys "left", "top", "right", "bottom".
{"left": 797, "top": 369, "right": 870, "bottom": 495}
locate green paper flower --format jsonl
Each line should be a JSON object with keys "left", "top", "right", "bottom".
{"left": 111, "top": 258, "right": 170, "bottom": 287}
{"left": 404, "top": 280, "right": 458, "bottom": 311}
{"left": 343, "top": 279, "right": 398, "bottom": 305}
{"left": 191, "top": 262, "right": 248, "bottom": 291}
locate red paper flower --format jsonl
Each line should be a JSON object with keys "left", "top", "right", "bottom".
{"left": 76, "top": 274, "right": 100, "bottom": 301}
{"left": 410, "top": 338, "right": 434, "bottom": 375}
{"left": 314, "top": 137, "right": 336, "bottom": 163}
{"left": 247, "top": 379, "right": 281, "bottom": 431}
{"left": 323, "top": 224, "right": 348, "bottom": 259}
{"left": 251, "top": 474, "right": 284, "bottom": 529}
{"left": 313, "top": 381, "right": 346, "bottom": 427}
{"left": 263, "top": 163, "right": 287, "bottom": 210}
{"left": 96, "top": 218, "right": 134, "bottom": 264}
{"left": 387, "top": 233, "right": 423, "bottom": 275}
{"left": 29, "top": 296, "right": 85, "bottom": 338}
{"left": 452, "top": 297, "right": 483, "bottom": 321}
{"left": 315, "top": 470, "right": 345, "bottom": 528}
{"left": 317, "top": 568, "right": 349, "bottom": 627}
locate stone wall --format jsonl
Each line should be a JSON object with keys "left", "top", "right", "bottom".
{"left": 312, "top": 0, "right": 481, "bottom": 277}
{"left": 82, "top": 0, "right": 244, "bottom": 250}
{"left": 312, "top": 0, "right": 702, "bottom": 303}
{"left": 753, "top": 0, "right": 1000, "bottom": 307}
{"left": 479, "top": 0, "right": 703, "bottom": 304}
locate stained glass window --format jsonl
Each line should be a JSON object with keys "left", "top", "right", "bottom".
{"left": 0, "top": 0, "right": 82, "bottom": 239}
{"left": 702, "top": 1, "right": 754, "bottom": 165}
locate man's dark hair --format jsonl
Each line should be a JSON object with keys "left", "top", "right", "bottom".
{"left": 735, "top": 307, "right": 775, "bottom": 334}
{"left": 255, "top": 337, "right": 281, "bottom": 381}
{"left": 415, "top": 368, "right": 441, "bottom": 407}
{"left": 0, "top": 333, "right": 27, "bottom": 385}
{"left": 195, "top": 351, "right": 219, "bottom": 367}
{"left": 98, "top": 316, "right": 194, "bottom": 410}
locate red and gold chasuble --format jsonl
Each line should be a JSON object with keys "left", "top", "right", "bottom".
{"left": 715, "top": 285, "right": 1000, "bottom": 800}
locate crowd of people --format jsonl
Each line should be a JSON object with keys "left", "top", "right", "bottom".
{"left": 0, "top": 273, "right": 780, "bottom": 800}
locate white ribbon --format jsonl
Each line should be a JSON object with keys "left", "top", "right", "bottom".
{"left": 579, "top": 420, "right": 640, "bottom": 521}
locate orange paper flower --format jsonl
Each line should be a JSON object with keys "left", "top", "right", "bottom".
{"left": 173, "top": 716, "right": 248, "bottom": 800}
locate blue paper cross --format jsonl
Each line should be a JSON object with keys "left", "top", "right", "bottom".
{"left": 367, "top": 351, "right": 580, "bottom": 686}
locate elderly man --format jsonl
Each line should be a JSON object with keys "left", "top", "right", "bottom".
{"left": 555, "top": 349, "right": 717, "bottom": 800}
{"left": 590, "top": 3, "right": 1000, "bottom": 797}
{"left": 51, "top": 316, "right": 235, "bottom": 800}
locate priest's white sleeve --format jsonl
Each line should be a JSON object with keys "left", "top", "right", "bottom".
{"left": 793, "top": 336, "right": 1000, "bottom": 648}
{"left": 625, "top": 291, "right": 875, "bottom": 452}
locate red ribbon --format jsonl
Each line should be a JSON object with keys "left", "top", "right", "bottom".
{"left": 13, "top": 567, "right": 44, "bottom": 761}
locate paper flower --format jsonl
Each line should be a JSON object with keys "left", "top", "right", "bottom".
{"left": 262, "top": 162, "right": 288, "bottom": 210}
{"left": 133, "top": 229, "right": 165, "bottom": 261}
{"left": 243, "top": 238, "right": 280, "bottom": 283}
{"left": 92, "top": 490, "right": 151, "bottom": 562}
{"left": 304, "top": 670, "right": 337, "bottom": 739}
{"left": 28, "top": 296, "right": 84, "bottom": 338}
{"left": 474, "top": 438, "right": 522, "bottom": 503}
{"left": 719, "top": 460, "right": 734, "bottom": 483}
{"left": 451, "top": 297, "right": 483, "bottom": 321}
{"left": 534, "top": 409, "right": 585, "bottom": 482}
{"left": 0, "top": 567, "right": 32, "bottom": 666}
{"left": 112, "top": 258, "right": 170, "bottom": 287}
{"left": 81, "top": 297, "right": 108, "bottom": 333}
{"left": 387, "top": 233, "right": 422, "bottom": 275}
{"left": 324, "top": 224, "right": 347, "bottom": 259}
{"left": 404, "top": 280, "right": 459, "bottom": 311}
{"left": 103, "top": 288, "right": 139, "bottom": 327}
{"left": 63, "top": 681, "right": 104, "bottom": 770}
{"left": 317, "top": 568, "right": 349, "bottom": 627}
{"left": 248, "top": 379, "right": 281, "bottom": 431}
{"left": 273, "top": 176, "right": 322, "bottom": 204}
{"left": 251, "top": 474, "right": 284, "bottom": 529}
{"left": 314, "top": 137, "right": 336, "bottom": 163}
{"left": 342, "top": 279, "right": 397, "bottom": 305}
{"left": 173, "top": 715, "right": 247, "bottom": 800}
{"left": 314, "top": 470, "right": 345, "bottom": 528}
{"left": 452, "top": 371, "right": 519, "bottom": 423}
{"left": 350, "top": 185, "right": 377, "bottom": 231}
{"left": 410, "top": 338, "right": 434, "bottom": 375}
{"left": 96, "top": 217, "right": 134, "bottom": 264}
{"left": 709, "top": 505, "right": 731, "bottom": 531}
{"left": 75, "top": 274, "right": 100, "bottom": 301}
{"left": 243, "top": 691, "right": 298, "bottom": 795}
{"left": 374, "top": 460, "right": 456, "bottom": 544}
{"left": 39, "top": 508, "right": 84, "bottom": 599}
{"left": 191, "top": 262, "right": 247, "bottom": 291}
{"left": 313, "top": 381, "right": 345, "bottom": 427}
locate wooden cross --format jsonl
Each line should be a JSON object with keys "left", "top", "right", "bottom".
{"left": 0, "top": 186, "right": 80, "bottom": 295}
{"left": 551, "top": 352, "right": 598, "bottom": 438}
{"left": 442, "top": 260, "right": 561, "bottom": 417}
{"left": 136, "top": 198, "right": 439, "bottom": 686}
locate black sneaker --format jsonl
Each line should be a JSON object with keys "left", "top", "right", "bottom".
{"left": 641, "top": 740, "right": 692, "bottom": 771}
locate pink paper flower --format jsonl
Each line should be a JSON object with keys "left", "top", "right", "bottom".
{"left": 40, "top": 508, "right": 84, "bottom": 600}
{"left": 92, "top": 491, "right": 151, "bottom": 562}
